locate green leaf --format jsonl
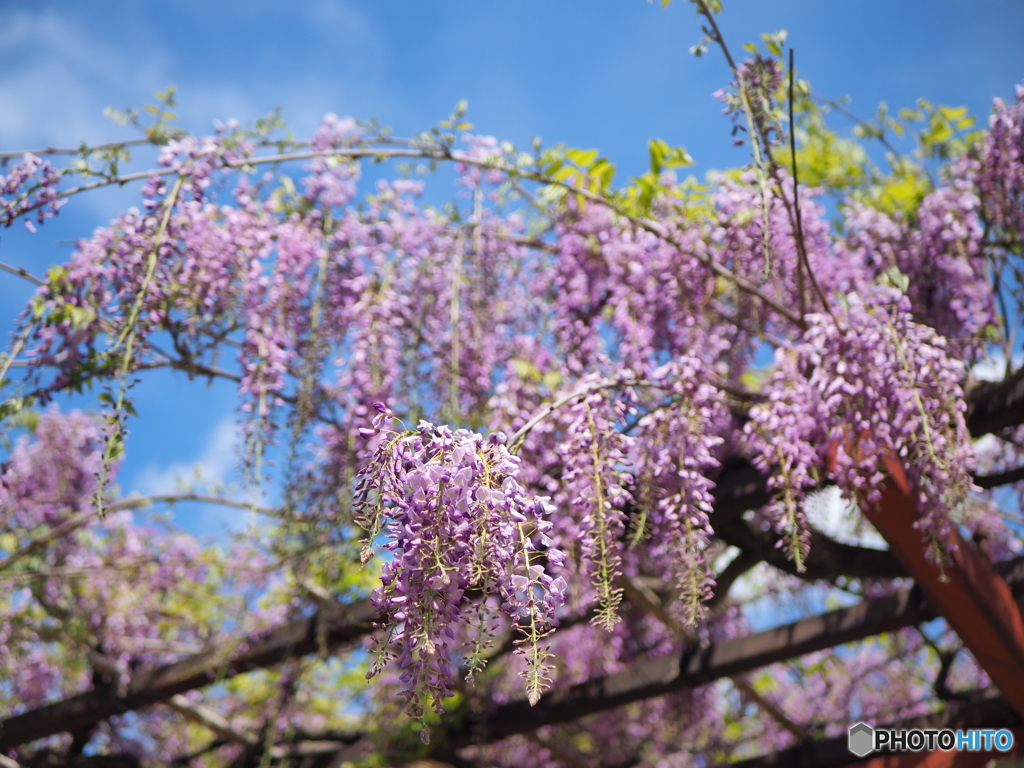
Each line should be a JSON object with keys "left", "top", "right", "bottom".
{"left": 566, "top": 148, "right": 599, "bottom": 168}
{"left": 551, "top": 166, "right": 578, "bottom": 183}
{"left": 0, "top": 397, "right": 27, "bottom": 423}
{"left": 153, "top": 85, "right": 177, "bottom": 107}
{"left": 538, "top": 184, "right": 568, "bottom": 207}
{"left": 762, "top": 29, "right": 787, "bottom": 57}
{"left": 589, "top": 158, "right": 616, "bottom": 188}
{"left": 879, "top": 266, "right": 910, "bottom": 293}
{"left": 734, "top": 208, "right": 756, "bottom": 226}
{"left": 542, "top": 371, "right": 562, "bottom": 390}
{"left": 664, "top": 145, "right": 694, "bottom": 167}
{"left": 649, "top": 138, "right": 668, "bottom": 174}
{"left": 511, "top": 359, "right": 541, "bottom": 382}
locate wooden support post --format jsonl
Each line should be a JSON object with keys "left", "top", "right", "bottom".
{"left": 862, "top": 457, "right": 1024, "bottom": 718}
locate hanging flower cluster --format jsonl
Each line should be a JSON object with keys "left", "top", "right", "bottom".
{"left": 0, "top": 409, "right": 284, "bottom": 722}
{"left": 631, "top": 359, "right": 724, "bottom": 625}
{"left": 839, "top": 178, "right": 994, "bottom": 347}
{"left": 714, "top": 55, "right": 785, "bottom": 148}
{"left": 0, "top": 153, "right": 64, "bottom": 230}
{"left": 978, "top": 83, "right": 1024, "bottom": 242}
{"left": 747, "top": 288, "right": 975, "bottom": 564}
{"left": 7, "top": 64, "right": 1024, "bottom": 762}
{"left": 557, "top": 382, "right": 635, "bottom": 629}
{"left": 155, "top": 125, "right": 256, "bottom": 203}
{"left": 354, "top": 404, "right": 566, "bottom": 723}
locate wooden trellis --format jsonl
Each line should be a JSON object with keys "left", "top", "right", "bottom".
{"left": 6, "top": 373, "right": 1024, "bottom": 767}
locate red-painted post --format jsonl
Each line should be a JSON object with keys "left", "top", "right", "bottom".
{"left": 860, "top": 456, "right": 1024, "bottom": 717}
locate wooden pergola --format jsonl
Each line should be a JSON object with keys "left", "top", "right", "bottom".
{"left": 6, "top": 369, "right": 1024, "bottom": 768}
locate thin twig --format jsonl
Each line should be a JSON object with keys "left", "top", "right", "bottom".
{"left": 0, "top": 323, "right": 35, "bottom": 388}
{"left": 0, "top": 137, "right": 156, "bottom": 160}
{"left": 167, "top": 694, "right": 258, "bottom": 748}
{"left": 507, "top": 377, "right": 656, "bottom": 451}
{"left": 788, "top": 49, "right": 836, "bottom": 325}
{"left": 693, "top": 0, "right": 738, "bottom": 74}
{"left": 0, "top": 492, "right": 278, "bottom": 573}
{"left": 809, "top": 93, "right": 903, "bottom": 158}
{"left": 0, "top": 261, "right": 43, "bottom": 286}
{"left": 694, "top": 0, "right": 833, "bottom": 329}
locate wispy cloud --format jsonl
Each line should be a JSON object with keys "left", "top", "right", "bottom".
{"left": 130, "top": 417, "right": 263, "bottom": 537}
{"left": 133, "top": 416, "right": 240, "bottom": 496}
{"left": 0, "top": 10, "right": 169, "bottom": 148}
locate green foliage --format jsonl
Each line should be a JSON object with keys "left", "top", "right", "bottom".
{"left": 419, "top": 100, "right": 475, "bottom": 151}
{"left": 900, "top": 99, "right": 983, "bottom": 163}
{"left": 859, "top": 156, "right": 932, "bottom": 216}
{"left": 783, "top": 110, "right": 869, "bottom": 192}
{"left": 648, "top": 138, "right": 695, "bottom": 176}
{"left": 535, "top": 143, "right": 617, "bottom": 208}
{"left": 104, "top": 84, "right": 186, "bottom": 146}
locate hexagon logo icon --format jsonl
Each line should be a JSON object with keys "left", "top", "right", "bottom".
{"left": 849, "top": 722, "right": 874, "bottom": 757}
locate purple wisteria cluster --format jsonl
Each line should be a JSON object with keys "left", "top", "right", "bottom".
{"left": 557, "top": 382, "right": 635, "bottom": 629}
{"left": 154, "top": 124, "right": 256, "bottom": 203}
{"left": 0, "top": 410, "right": 283, "bottom": 735}
{"left": 0, "top": 153, "right": 64, "bottom": 231}
{"left": 631, "top": 359, "right": 724, "bottom": 624}
{"left": 747, "top": 288, "right": 975, "bottom": 561}
{"left": 7, "top": 66, "right": 1024, "bottom": 764}
{"left": 354, "top": 405, "right": 566, "bottom": 723}
{"left": 977, "top": 83, "right": 1024, "bottom": 241}
{"left": 715, "top": 55, "right": 785, "bottom": 148}
{"left": 838, "top": 179, "right": 994, "bottom": 346}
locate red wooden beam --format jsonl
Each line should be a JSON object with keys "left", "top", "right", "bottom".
{"left": 862, "top": 456, "right": 1024, "bottom": 717}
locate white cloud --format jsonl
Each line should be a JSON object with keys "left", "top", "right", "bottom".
{"left": 134, "top": 417, "right": 240, "bottom": 496}
{"left": 0, "top": 3, "right": 401, "bottom": 210}
{"left": 0, "top": 10, "right": 169, "bottom": 148}
{"left": 131, "top": 417, "right": 264, "bottom": 537}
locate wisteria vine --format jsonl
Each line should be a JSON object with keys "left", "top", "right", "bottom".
{"left": 1, "top": 25, "right": 1024, "bottom": 768}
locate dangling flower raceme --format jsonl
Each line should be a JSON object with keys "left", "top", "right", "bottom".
{"left": 978, "top": 83, "right": 1024, "bottom": 243}
{"left": 746, "top": 287, "right": 975, "bottom": 565}
{"left": 630, "top": 358, "right": 724, "bottom": 625}
{"left": 0, "top": 152, "right": 64, "bottom": 231}
{"left": 354, "top": 404, "right": 566, "bottom": 725}
{"left": 714, "top": 55, "right": 785, "bottom": 148}
{"left": 837, "top": 176, "right": 994, "bottom": 351}
{"left": 557, "top": 381, "right": 635, "bottom": 629}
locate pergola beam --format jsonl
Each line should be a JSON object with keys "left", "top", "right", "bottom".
{"left": 0, "top": 569, "right": 938, "bottom": 751}
{"left": 446, "top": 585, "right": 937, "bottom": 745}
{"left": 861, "top": 458, "right": 1024, "bottom": 717}
{"left": 0, "top": 599, "right": 375, "bottom": 750}
{"left": 7, "top": 374, "right": 1024, "bottom": 757}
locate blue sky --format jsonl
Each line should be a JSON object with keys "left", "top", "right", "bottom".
{"left": 1, "top": 0, "right": 1023, "bottom": 536}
